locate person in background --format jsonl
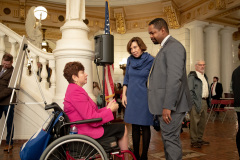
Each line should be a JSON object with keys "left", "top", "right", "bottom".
{"left": 122, "top": 37, "right": 154, "bottom": 160}
{"left": 93, "top": 82, "right": 101, "bottom": 97}
{"left": 93, "top": 81, "right": 102, "bottom": 108}
{"left": 210, "top": 76, "right": 223, "bottom": 100}
{"left": 210, "top": 76, "right": 223, "bottom": 111}
{"left": 0, "top": 53, "right": 16, "bottom": 151}
{"left": 232, "top": 43, "right": 240, "bottom": 159}
{"left": 63, "top": 62, "right": 129, "bottom": 159}
{"left": 188, "top": 60, "right": 210, "bottom": 148}
{"left": 115, "top": 83, "right": 123, "bottom": 116}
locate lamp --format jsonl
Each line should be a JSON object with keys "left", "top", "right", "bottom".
{"left": 119, "top": 58, "right": 127, "bottom": 75}
{"left": 34, "top": 6, "right": 48, "bottom": 20}
{"left": 41, "top": 28, "right": 51, "bottom": 52}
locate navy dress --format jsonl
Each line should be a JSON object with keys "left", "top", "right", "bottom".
{"left": 123, "top": 52, "right": 154, "bottom": 125}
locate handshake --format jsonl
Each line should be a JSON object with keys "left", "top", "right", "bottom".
{"left": 106, "top": 99, "right": 119, "bottom": 112}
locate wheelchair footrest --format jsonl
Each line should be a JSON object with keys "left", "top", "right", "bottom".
{"left": 97, "top": 136, "right": 120, "bottom": 152}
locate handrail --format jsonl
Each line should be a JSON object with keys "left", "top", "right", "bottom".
{"left": 0, "top": 23, "right": 54, "bottom": 60}
{"left": 0, "top": 22, "right": 56, "bottom": 97}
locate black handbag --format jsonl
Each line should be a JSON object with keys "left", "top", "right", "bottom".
{"left": 153, "top": 115, "right": 160, "bottom": 131}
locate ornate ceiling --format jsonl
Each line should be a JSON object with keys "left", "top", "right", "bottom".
{"left": 0, "top": 0, "right": 239, "bottom": 40}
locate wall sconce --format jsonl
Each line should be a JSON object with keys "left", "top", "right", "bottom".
{"left": 34, "top": 6, "right": 47, "bottom": 28}
{"left": 34, "top": 6, "right": 47, "bottom": 20}
{"left": 119, "top": 58, "right": 127, "bottom": 75}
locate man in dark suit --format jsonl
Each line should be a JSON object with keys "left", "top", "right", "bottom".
{"left": 210, "top": 76, "right": 223, "bottom": 100}
{"left": 0, "top": 53, "right": 16, "bottom": 151}
{"left": 147, "top": 18, "right": 192, "bottom": 160}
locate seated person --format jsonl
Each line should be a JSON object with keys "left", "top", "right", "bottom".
{"left": 63, "top": 61, "right": 129, "bottom": 158}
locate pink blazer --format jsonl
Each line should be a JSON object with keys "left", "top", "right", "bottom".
{"left": 64, "top": 83, "right": 114, "bottom": 139}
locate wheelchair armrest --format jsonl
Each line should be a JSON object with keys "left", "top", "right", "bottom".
{"left": 61, "top": 118, "right": 102, "bottom": 128}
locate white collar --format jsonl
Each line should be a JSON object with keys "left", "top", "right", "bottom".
{"left": 161, "top": 35, "right": 171, "bottom": 47}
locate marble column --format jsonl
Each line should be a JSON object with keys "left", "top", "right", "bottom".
{"left": 53, "top": 0, "right": 94, "bottom": 107}
{"left": 0, "top": 31, "right": 5, "bottom": 59}
{"left": 204, "top": 24, "right": 223, "bottom": 83}
{"left": 185, "top": 21, "right": 209, "bottom": 71}
{"left": 220, "top": 27, "right": 237, "bottom": 93}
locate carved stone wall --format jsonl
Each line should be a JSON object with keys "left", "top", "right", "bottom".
{"left": 0, "top": 0, "right": 239, "bottom": 36}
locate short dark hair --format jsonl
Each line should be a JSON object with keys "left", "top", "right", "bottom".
{"left": 213, "top": 76, "right": 219, "bottom": 81}
{"left": 2, "top": 53, "right": 13, "bottom": 62}
{"left": 63, "top": 61, "right": 84, "bottom": 83}
{"left": 127, "top": 37, "right": 147, "bottom": 54}
{"left": 149, "top": 18, "right": 169, "bottom": 33}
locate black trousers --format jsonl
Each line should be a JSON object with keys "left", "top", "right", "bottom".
{"left": 236, "top": 112, "right": 240, "bottom": 157}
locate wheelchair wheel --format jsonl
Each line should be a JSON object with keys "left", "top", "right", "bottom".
{"left": 40, "top": 134, "right": 108, "bottom": 160}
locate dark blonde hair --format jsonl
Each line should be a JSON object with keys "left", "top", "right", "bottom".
{"left": 126, "top": 37, "right": 147, "bottom": 54}
{"left": 63, "top": 61, "right": 84, "bottom": 83}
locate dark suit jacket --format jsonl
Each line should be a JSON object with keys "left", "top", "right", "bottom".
{"left": 0, "top": 65, "right": 16, "bottom": 105}
{"left": 148, "top": 36, "right": 192, "bottom": 115}
{"left": 232, "top": 66, "right": 240, "bottom": 107}
{"left": 210, "top": 82, "right": 223, "bottom": 99}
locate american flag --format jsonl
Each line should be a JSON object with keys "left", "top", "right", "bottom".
{"left": 104, "top": 0, "right": 115, "bottom": 102}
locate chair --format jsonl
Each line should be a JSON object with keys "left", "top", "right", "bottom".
{"left": 211, "top": 100, "right": 228, "bottom": 123}
{"left": 39, "top": 103, "right": 136, "bottom": 160}
{"left": 224, "top": 93, "right": 234, "bottom": 98}
{"left": 221, "top": 99, "right": 235, "bottom": 123}
{"left": 207, "top": 99, "right": 221, "bottom": 124}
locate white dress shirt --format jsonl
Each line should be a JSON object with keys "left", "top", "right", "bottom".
{"left": 211, "top": 82, "right": 217, "bottom": 96}
{"left": 161, "top": 35, "right": 171, "bottom": 47}
{"left": 196, "top": 71, "right": 209, "bottom": 98}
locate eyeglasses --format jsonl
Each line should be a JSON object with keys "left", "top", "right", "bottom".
{"left": 197, "top": 64, "right": 206, "bottom": 66}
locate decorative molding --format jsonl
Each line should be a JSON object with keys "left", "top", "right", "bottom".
{"left": 19, "top": 1, "right": 25, "bottom": 20}
{"left": 215, "top": 6, "right": 240, "bottom": 17}
{"left": 163, "top": 2, "right": 180, "bottom": 29}
{"left": 181, "top": 1, "right": 216, "bottom": 25}
{"left": 1, "top": 0, "right": 239, "bottom": 35}
{"left": 215, "top": 0, "right": 226, "bottom": 10}
{"left": 114, "top": 8, "right": 126, "bottom": 34}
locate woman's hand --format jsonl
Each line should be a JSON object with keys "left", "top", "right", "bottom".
{"left": 122, "top": 85, "right": 127, "bottom": 108}
{"left": 106, "top": 99, "right": 114, "bottom": 109}
{"left": 122, "top": 95, "right": 127, "bottom": 108}
{"left": 107, "top": 99, "right": 119, "bottom": 112}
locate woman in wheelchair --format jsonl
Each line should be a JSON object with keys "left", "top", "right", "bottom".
{"left": 63, "top": 61, "right": 129, "bottom": 159}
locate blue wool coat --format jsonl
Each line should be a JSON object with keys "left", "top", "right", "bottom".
{"left": 123, "top": 52, "right": 154, "bottom": 125}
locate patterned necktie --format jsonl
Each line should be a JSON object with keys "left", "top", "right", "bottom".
{"left": 211, "top": 83, "right": 215, "bottom": 95}
{"left": 0, "top": 69, "right": 6, "bottom": 77}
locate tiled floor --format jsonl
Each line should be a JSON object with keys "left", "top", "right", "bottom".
{"left": 0, "top": 112, "right": 239, "bottom": 160}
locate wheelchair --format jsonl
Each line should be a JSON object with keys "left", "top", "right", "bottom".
{"left": 40, "top": 102, "right": 136, "bottom": 160}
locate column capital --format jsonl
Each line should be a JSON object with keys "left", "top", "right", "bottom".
{"left": 184, "top": 20, "right": 209, "bottom": 29}
{"left": 204, "top": 23, "right": 224, "bottom": 32}
{"left": 220, "top": 26, "right": 237, "bottom": 35}
{"left": 0, "top": 31, "right": 6, "bottom": 37}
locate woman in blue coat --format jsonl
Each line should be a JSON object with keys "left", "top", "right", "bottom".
{"left": 122, "top": 37, "right": 154, "bottom": 160}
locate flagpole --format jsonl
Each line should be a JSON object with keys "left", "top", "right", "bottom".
{"left": 102, "top": 65, "right": 106, "bottom": 108}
